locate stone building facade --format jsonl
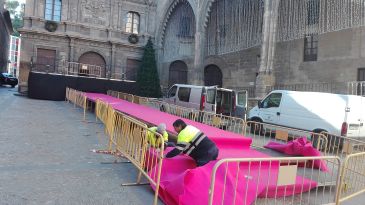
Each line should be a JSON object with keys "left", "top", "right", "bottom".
{"left": 0, "top": 0, "right": 13, "bottom": 73}
{"left": 154, "top": 0, "right": 365, "bottom": 98}
{"left": 19, "top": 0, "right": 157, "bottom": 91}
{"left": 19, "top": 0, "right": 365, "bottom": 97}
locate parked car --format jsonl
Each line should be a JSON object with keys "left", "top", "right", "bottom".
{"left": 164, "top": 84, "right": 248, "bottom": 119}
{"left": 0, "top": 73, "right": 18, "bottom": 88}
{"left": 248, "top": 90, "right": 365, "bottom": 139}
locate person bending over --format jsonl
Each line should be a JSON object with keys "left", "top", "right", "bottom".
{"left": 147, "top": 123, "right": 175, "bottom": 148}
{"left": 165, "top": 119, "right": 219, "bottom": 167}
{"left": 147, "top": 123, "right": 168, "bottom": 148}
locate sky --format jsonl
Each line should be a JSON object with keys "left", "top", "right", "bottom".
{"left": 6, "top": 0, "right": 26, "bottom": 13}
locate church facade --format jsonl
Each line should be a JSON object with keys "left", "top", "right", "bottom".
{"left": 20, "top": 0, "right": 365, "bottom": 97}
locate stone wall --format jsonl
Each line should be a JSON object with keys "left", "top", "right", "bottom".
{"left": 19, "top": 0, "right": 365, "bottom": 96}
{"left": 155, "top": 0, "right": 365, "bottom": 96}
{"left": 19, "top": 0, "right": 156, "bottom": 91}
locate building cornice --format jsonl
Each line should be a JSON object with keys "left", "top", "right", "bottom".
{"left": 18, "top": 27, "right": 150, "bottom": 49}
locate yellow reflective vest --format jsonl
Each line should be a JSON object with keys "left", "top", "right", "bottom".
{"left": 147, "top": 127, "right": 168, "bottom": 148}
{"left": 177, "top": 125, "right": 201, "bottom": 144}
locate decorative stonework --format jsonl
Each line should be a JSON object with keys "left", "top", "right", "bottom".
{"left": 128, "top": 34, "right": 139, "bottom": 44}
{"left": 45, "top": 21, "right": 58, "bottom": 32}
{"left": 81, "top": 0, "right": 110, "bottom": 26}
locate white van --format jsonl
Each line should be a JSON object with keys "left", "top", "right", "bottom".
{"left": 248, "top": 90, "right": 365, "bottom": 138}
{"left": 164, "top": 84, "right": 248, "bottom": 119}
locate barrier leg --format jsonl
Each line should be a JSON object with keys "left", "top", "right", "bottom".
{"left": 108, "top": 134, "right": 114, "bottom": 151}
{"left": 83, "top": 97, "right": 87, "bottom": 121}
{"left": 121, "top": 171, "right": 149, "bottom": 186}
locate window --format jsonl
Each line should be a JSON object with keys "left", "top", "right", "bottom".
{"left": 45, "top": 0, "right": 61, "bottom": 22}
{"left": 237, "top": 91, "right": 247, "bottom": 106}
{"left": 206, "top": 89, "right": 216, "bottom": 104}
{"left": 126, "top": 12, "right": 140, "bottom": 34}
{"left": 307, "top": 0, "right": 320, "bottom": 25}
{"left": 179, "top": 16, "right": 193, "bottom": 37}
{"left": 168, "top": 86, "right": 177, "bottom": 98}
{"left": 304, "top": 34, "right": 318, "bottom": 62}
{"left": 178, "top": 87, "right": 191, "bottom": 102}
{"left": 262, "top": 93, "right": 282, "bottom": 108}
{"left": 358, "top": 68, "right": 365, "bottom": 81}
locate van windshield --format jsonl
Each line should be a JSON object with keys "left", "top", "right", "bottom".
{"left": 262, "top": 93, "right": 282, "bottom": 108}
{"left": 168, "top": 86, "right": 177, "bottom": 97}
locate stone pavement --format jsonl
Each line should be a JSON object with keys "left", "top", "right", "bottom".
{"left": 0, "top": 86, "right": 163, "bottom": 205}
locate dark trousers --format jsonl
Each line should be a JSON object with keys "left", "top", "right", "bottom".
{"left": 195, "top": 146, "right": 219, "bottom": 167}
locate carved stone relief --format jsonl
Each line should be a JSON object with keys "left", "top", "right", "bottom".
{"left": 81, "top": 0, "right": 111, "bottom": 26}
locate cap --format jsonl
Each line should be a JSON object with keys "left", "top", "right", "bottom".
{"left": 156, "top": 123, "right": 166, "bottom": 134}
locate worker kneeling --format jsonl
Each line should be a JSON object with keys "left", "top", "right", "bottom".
{"left": 166, "top": 119, "right": 219, "bottom": 167}
{"left": 147, "top": 123, "right": 169, "bottom": 148}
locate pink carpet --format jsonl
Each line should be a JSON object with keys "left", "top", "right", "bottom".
{"left": 264, "top": 137, "right": 329, "bottom": 171}
{"left": 84, "top": 93, "right": 318, "bottom": 204}
{"left": 148, "top": 148, "right": 317, "bottom": 205}
{"left": 85, "top": 93, "right": 253, "bottom": 151}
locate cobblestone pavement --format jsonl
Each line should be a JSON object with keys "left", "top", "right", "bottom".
{"left": 0, "top": 86, "right": 162, "bottom": 205}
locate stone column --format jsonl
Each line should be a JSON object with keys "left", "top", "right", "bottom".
{"left": 61, "top": 0, "right": 69, "bottom": 21}
{"left": 69, "top": 38, "right": 75, "bottom": 62}
{"left": 255, "top": 0, "right": 280, "bottom": 99}
{"left": 110, "top": 43, "right": 116, "bottom": 78}
{"left": 191, "top": 21, "right": 205, "bottom": 86}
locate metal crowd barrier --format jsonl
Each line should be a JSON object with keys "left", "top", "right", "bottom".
{"left": 107, "top": 90, "right": 119, "bottom": 97}
{"left": 125, "top": 94, "right": 134, "bottom": 102}
{"left": 243, "top": 121, "right": 365, "bottom": 156}
{"left": 65, "top": 87, "right": 71, "bottom": 102}
{"left": 67, "top": 62, "right": 102, "bottom": 78}
{"left": 209, "top": 156, "right": 342, "bottom": 205}
{"left": 338, "top": 152, "right": 365, "bottom": 203}
{"left": 66, "top": 87, "right": 88, "bottom": 120}
{"left": 243, "top": 121, "right": 365, "bottom": 203}
{"left": 95, "top": 99, "right": 110, "bottom": 124}
{"left": 142, "top": 100, "right": 246, "bottom": 134}
{"left": 162, "top": 103, "right": 200, "bottom": 121}
{"left": 91, "top": 94, "right": 165, "bottom": 205}
{"left": 197, "top": 112, "right": 245, "bottom": 135}
{"left": 71, "top": 88, "right": 365, "bottom": 204}
{"left": 348, "top": 81, "right": 365, "bottom": 96}
{"left": 244, "top": 121, "right": 328, "bottom": 151}
{"left": 106, "top": 90, "right": 150, "bottom": 105}
{"left": 110, "top": 112, "right": 164, "bottom": 205}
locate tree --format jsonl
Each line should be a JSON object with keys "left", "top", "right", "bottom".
{"left": 136, "top": 38, "right": 162, "bottom": 98}
{"left": 5, "top": 0, "right": 24, "bottom": 37}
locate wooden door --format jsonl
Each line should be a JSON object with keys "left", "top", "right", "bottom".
{"left": 36, "top": 48, "right": 56, "bottom": 73}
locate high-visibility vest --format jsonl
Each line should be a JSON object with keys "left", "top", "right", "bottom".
{"left": 147, "top": 127, "right": 168, "bottom": 148}
{"left": 176, "top": 125, "right": 207, "bottom": 155}
{"left": 177, "top": 125, "right": 200, "bottom": 143}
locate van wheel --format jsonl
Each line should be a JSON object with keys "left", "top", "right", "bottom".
{"left": 311, "top": 129, "right": 344, "bottom": 152}
{"left": 311, "top": 129, "right": 328, "bottom": 151}
{"left": 317, "top": 132, "right": 344, "bottom": 152}
{"left": 248, "top": 119, "right": 263, "bottom": 135}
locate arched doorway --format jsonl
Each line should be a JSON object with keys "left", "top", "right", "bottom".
{"left": 169, "top": 60, "right": 188, "bottom": 86}
{"left": 204, "top": 65, "right": 223, "bottom": 87}
{"left": 78, "top": 52, "right": 106, "bottom": 77}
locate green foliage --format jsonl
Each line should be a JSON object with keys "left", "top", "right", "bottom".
{"left": 5, "top": 0, "right": 24, "bottom": 37}
{"left": 136, "top": 38, "right": 162, "bottom": 98}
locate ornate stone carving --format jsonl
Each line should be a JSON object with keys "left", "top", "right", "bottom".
{"left": 81, "top": 0, "right": 110, "bottom": 26}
